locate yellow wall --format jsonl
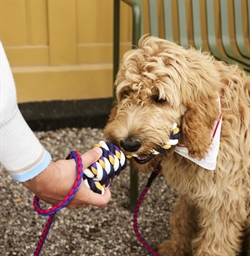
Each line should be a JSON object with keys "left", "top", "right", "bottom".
{"left": 2, "top": 0, "right": 247, "bottom": 104}
{"left": 0, "top": 0, "right": 133, "bottom": 103}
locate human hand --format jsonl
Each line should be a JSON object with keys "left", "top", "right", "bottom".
{"left": 23, "top": 147, "right": 111, "bottom": 209}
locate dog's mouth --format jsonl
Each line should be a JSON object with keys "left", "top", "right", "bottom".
{"left": 132, "top": 153, "right": 156, "bottom": 164}
{"left": 128, "top": 149, "right": 160, "bottom": 164}
{"left": 124, "top": 123, "right": 181, "bottom": 165}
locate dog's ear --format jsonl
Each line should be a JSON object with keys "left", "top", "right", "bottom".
{"left": 180, "top": 97, "right": 219, "bottom": 159}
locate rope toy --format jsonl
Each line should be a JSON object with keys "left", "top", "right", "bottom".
{"left": 33, "top": 142, "right": 127, "bottom": 256}
{"left": 84, "top": 141, "right": 127, "bottom": 194}
{"left": 126, "top": 123, "right": 181, "bottom": 159}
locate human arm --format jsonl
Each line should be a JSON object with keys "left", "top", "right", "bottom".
{"left": 0, "top": 42, "right": 111, "bottom": 208}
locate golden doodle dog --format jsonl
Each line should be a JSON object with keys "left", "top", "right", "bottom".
{"left": 104, "top": 36, "right": 250, "bottom": 256}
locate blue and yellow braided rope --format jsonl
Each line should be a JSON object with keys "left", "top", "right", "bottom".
{"left": 80, "top": 141, "right": 127, "bottom": 195}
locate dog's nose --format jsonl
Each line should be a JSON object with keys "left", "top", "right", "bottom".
{"left": 120, "top": 137, "right": 142, "bottom": 152}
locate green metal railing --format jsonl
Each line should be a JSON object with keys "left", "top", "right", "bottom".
{"left": 113, "top": 0, "right": 142, "bottom": 211}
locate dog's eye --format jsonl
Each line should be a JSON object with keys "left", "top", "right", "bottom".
{"left": 152, "top": 95, "right": 166, "bottom": 104}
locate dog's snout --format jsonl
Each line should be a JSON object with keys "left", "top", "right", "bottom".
{"left": 120, "top": 137, "right": 142, "bottom": 152}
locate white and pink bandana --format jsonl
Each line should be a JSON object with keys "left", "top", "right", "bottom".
{"left": 175, "top": 101, "right": 222, "bottom": 171}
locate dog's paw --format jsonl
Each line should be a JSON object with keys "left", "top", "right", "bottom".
{"left": 157, "top": 239, "right": 191, "bottom": 256}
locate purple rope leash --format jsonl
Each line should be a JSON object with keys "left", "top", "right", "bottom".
{"left": 133, "top": 165, "right": 162, "bottom": 256}
{"left": 33, "top": 151, "right": 83, "bottom": 256}
{"left": 33, "top": 214, "right": 55, "bottom": 255}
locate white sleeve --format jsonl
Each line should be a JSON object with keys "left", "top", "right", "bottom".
{"left": 0, "top": 41, "right": 51, "bottom": 182}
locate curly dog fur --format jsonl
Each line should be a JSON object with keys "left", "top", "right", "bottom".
{"left": 104, "top": 36, "right": 250, "bottom": 256}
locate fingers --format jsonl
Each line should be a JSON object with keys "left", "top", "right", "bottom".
{"left": 67, "top": 187, "right": 111, "bottom": 209}
{"left": 85, "top": 187, "right": 112, "bottom": 208}
{"left": 76, "top": 204, "right": 88, "bottom": 209}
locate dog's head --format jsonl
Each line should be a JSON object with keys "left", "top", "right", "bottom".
{"left": 104, "top": 36, "right": 220, "bottom": 171}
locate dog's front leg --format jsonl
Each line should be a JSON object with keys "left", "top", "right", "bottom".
{"left": 192, "top": 205, "right": 244, "bottom": 256}
{"left": 157, "top": 195, "right": 198, "bottom": 256}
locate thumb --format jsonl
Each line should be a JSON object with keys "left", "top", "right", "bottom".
{"left": 81, "top": 147, "right": 102, "bottom": 168}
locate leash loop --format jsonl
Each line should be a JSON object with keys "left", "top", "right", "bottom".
{"left": 33, "top": 151, "right": 83, "bottom": 256}
{"left": 34, "top": 151, "right": 83, "bottom": 216}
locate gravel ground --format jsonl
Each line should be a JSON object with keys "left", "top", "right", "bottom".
{"left": 0, "top": 127, "right": 176, "bottom": 256}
